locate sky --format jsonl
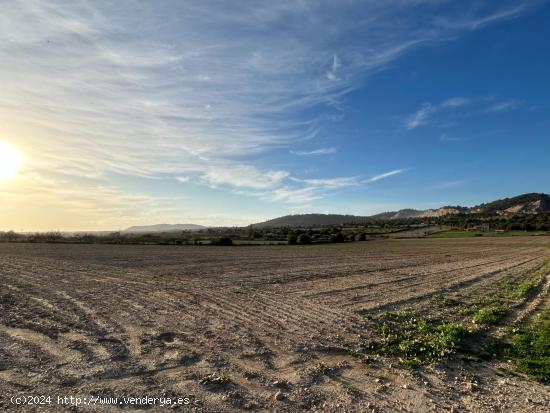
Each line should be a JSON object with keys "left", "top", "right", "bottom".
{"left": 1, "top": 0, "right": 549, "bottom": 231}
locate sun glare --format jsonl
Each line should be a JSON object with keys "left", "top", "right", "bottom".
{"left": 0, "top": 140, "right": 23, "bottom": 180}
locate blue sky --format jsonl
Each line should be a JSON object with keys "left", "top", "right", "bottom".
{"left": 0, "top": 0, "right": 549, "bottom": 230}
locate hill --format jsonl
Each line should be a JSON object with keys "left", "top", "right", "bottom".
{"left": 253, "top": 214, "right": 371, "bottom": 228}
{"left": 370, "top": 206, "right": 468, "bottom": 220}
{"left": 123, "top": 224, "right": 206, "bottom": 233}
{"left": 253, "top": 193, "right": 550, "bottom": 227}
{"left": 471, "top": 193, "right": 550, "bottom": 214}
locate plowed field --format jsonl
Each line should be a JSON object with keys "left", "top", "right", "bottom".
{"left": 1, "top": 238, "right": 549, "bottom": 412}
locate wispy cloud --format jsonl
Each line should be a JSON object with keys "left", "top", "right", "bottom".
{"left": 270, "top": 187, "right": 323, "bottom": 204}
{"left": 290, "top": 176, "right": 360, "bottom": 189}
{"left": 290, "top": 147, "right": 338, "bottom": 156}
{"left": 406, "top": 97, "right": 470, "bottom": 129}
{"left": 365, "top": 169, "right": 405, "bottom": 183}
{"left": 434, "top": 4, "right": 529, "bottom": 31}
{"left": 441, "top": 97, "right": 470, "bottom": 108}
{"left": 434, "top": 180, "right": 464, "bottom": 189}
{"left": 245, "top": 170, "right": 405, "bottom": 205}
{"left": 406, "top": 103, "right": 435, "bottom": 129}
{"left": 201, "top": 166, "right": 289, "bottom": 190}
{"left": 0, "top": 171, "right": 185, "bottom": 231}
{"left": 0, "top": 1, "right": 534, "bottom": 226}
{"left": 485, "top": 99, "right": 523, "bottom": 113}
{"left": 326, "top": 55, "right": 341, "bottom": 81}
{"left": 407, "top": 96, "right": 525, "bottom": 130}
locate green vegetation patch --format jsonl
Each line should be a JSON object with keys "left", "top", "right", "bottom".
{"left": 535, "top": 261, "right": 550, "bottom": 277}
{"left": 429, "top": 231, "right": 482, "bottom": 238}
{"left": 472, "top": 305, "right": 508, "bottom": 325}
{"left": 357, "top": 263, "right": 549, "bottom": 376}
{"left": 429, "top": 230, "right": 550, "bottom": 238}
{"left": 499, "top": 262, "right": 550, "bottom": 383}
{"left": 513, "top": 280, "right": 538, "bottom": 299}
{"left": 465, "top": 271, "right": 544, "bottom": 324}
{"left": 498, "top": 310, "right": 550, "bottom": 383}
{"left": 363, "top": 311, "right": 471, "bottom": 367}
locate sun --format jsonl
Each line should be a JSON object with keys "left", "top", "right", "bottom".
{"left": 0, "top": 140, "right": 23, "bottom": 180}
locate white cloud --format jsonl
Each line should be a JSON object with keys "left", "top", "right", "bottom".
{"left": 270, "top": 187, "right": 322, "bottom": 204}
{"left": 406, "top": 97, "right": 470, "bottom": 129}
{"left": 485, "top": 99, "right": 523, "bottom": 113}
{"left": 326, "top": 54, "right": 341, "bottom": 81}
{"left": 0, "top": 1, "right": 534, "bottom": 226}
{"left": 290, "top": 176, "right": 361, "bottom": 189}
{"left": 441, "top": 97, "right": 470, "bottom": 108}
{"left": 248, "top": 170, "right": 404, "bottom": 205}
{"left": 2, "top": 1, "right": 528, "bottom": 180}
{"left": 407, "top": 96, "right": 524, "bottom": 130}
{"left": 290, "top": 147, "right": 338, "bottom": 156}
{"left": 406, "top": 103, "right": 435, "bottom": 129}
{"left": 365, "top": 169, "right": 405, "bottom": 183}
{"left": 0, "top": 171, "right": 184, "bottom": 231}
{"left": 442, "top": 4, "right": 529, "bottom": 31}
{"left": 201, "top": 165, "right": 289, "bottom": 190}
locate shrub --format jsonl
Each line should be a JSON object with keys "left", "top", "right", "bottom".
{"left": 297, "top": 234, "right": 311, "bottom": 244}
{"left": 354, "top": 233, "right": 367, "bottom": 241}
{"left": 211, "top": 237, "right": 233, "bottom": 246}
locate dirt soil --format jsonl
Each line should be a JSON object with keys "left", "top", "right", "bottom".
{"left": 1, "top": 238, "right": 549, "bottom": 412}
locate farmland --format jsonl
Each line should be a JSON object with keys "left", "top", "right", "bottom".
{"left": 1, "top": 238, "right": 550, "bottom": 412}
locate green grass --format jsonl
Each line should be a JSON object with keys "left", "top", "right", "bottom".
{"left": 472, "top": 305, "right": 508, "bottom": 325}
{"left": 430, "top": 230, "right": 549, "bottom": 238}
{"left": 465, "top": 271, "right": 544, "bottom": 324}
{"left": 513, "top": 280, "right": 538, "bottom": 299}
{"left": 429, "top": 231, "right": 483, "bottom": 238}
{"left": 535, "top": 261, "right": 550, "bottom": 276}
{"left": 363, "top": 311, "right": 471, "bottom": 367}
{"left": 498, "top": 310, "right": 550, "bottom": 383}
{"left": 497, "top": 262, "right": 550, "bottom": 383}
{"left": 357, "top": 263, "right": 550, "bottom": 375}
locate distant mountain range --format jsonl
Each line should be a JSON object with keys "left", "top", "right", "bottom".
{"left": 253, "top": 193, "right": 550, "bottom": 228}
{"left": 123, "top": 224, "right": 206, "bottom": 233}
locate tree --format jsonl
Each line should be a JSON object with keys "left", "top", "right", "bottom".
{"left": 211, "top": 237, "right": 233, "bottom": 246}
{"left": 297, "top": 234, "right": 311, "bottom": 244}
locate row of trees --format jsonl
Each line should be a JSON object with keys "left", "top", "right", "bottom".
{"left": 1, "top": 213, "right": 548, "bottom": 245}
{"left": 431, "top": 212, "right": 550, "bottom": 231}
{"left": 0, "top": 228, "right": 372, "bottom": 245}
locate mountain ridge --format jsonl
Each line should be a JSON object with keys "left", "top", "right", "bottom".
{"left": 253, "top": 193, "right": 550, "bottom": 228}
